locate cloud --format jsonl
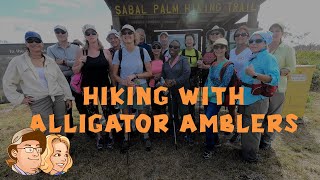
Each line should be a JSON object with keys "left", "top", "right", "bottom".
{"left": 0, "top": 14, "right": 113, "bottom": 47}
{"left": 38, "top": 0, "right": 96, "bottom": 9}
{"left": 24, "top": 6, "right": 53, "bottom": 15}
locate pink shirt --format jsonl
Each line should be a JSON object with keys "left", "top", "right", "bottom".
{"left": 149, "top": 59, "right": 164, "bottom": 87}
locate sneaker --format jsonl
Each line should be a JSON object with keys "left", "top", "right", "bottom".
{"left": 144, "top": 139, "right": 152, "bottom": 151}
{"left": 203, "top": 149, "right": 213, "bottom": 160}
{"left": 214, "top": 140, "right": 222, "bottom": 148}
{"left": 106, "top": 137, "right": 114, "bottom": 150}
{"left": 229, "top": 133, "right": 240, "bottom": 143}
{"left": 259, "top": 142, "right": 271, "bottom": 150}
{"left": 96, "top": 138, "right": 104, "bottom": 151}
{"left": 184, "top": 135, "right": 194, "bottom": 146}
{"left": 120, "top": 140, "right": 129, "bottom": 154}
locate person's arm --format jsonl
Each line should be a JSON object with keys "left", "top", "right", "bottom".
{"left": 55, "top": 62, "right": 74, "bottom": 101}
{"left": 72, "top": 48, "right": 85, "bottom": 74}
{"left": 282, "top": 46, "right": 296, "bottom": 75}
{"left": 2, "top": 59, "right": 24, "bottom": 105}
{"left": 65, "top": 45, "right": 80, "bottom": 68}
{"left": 46, "top": 46, "right": 55, "bottom": 59}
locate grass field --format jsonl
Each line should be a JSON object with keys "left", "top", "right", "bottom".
{"left": 0, "top": 92, "right": 320, "bottom": 180}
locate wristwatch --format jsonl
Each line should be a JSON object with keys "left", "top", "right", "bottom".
{"left": 252, "top": 74, "right": 258, "bottom": 79}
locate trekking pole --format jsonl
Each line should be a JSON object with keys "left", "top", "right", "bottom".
{"left": 170, "top": 91, "right": 178, "bottom": 150}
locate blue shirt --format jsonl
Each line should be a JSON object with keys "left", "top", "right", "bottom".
{"left": 112, "top": 46, "right": 151, "bottom": 85}
{"left": 207, "top": 59, "right": 234, "bottom": 103}
{"left": 239, "top": 49, "right": 280, "bottom": 105}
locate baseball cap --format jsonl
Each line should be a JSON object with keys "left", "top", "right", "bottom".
{"left": 82, "top": 24, "right": 97, "bottom": 34}
{"left": 107, "top": 29, "right": 120, "bottom": 41}
{"left": 160, "top": 32, "right": 169, "bottom": 37}
{"left": 54, "top": 25, "right": 68, "bottom": 32}
{"left": 152, "top": 41, "right": 161, "bottom": 47}
{"left": 24, "top": 31, "right": 42, "bottom": 41}
{"left": 121, "top": 24, "right": 135, "bottom": 33}
{"left": 269, "top": 23, "right": 285, "bottom": 32}
{"left": 208, "top": 25, "right": 226, "bottom": 37}
{"left": 213, "top": 38, "right": 228, "bottom": 47}
{"left": 11, "top": 128, "right": 35, "bottom": 145}
{"left": 250, "top": 31, "right": 273, "bottom": 45}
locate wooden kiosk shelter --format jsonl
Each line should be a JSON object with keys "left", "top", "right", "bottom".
{"left": 104, "top": 0, "right": 266, "bottom": 50}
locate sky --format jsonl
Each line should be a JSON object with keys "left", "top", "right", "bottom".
{"left": 0, "top": 0, "right": 319, "bottom": 47}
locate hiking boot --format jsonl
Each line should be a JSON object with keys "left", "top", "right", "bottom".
{"left": 203, "top": 149, "right": 214, "bottom": 160}
{"left": 184, "top": 135, "right": 194, "bottom": 146}
{"left": 96, "top": 138, "right": 104, "bottom": 151}
{"left": 120, "top": 140, "right": 129, "bottom": 154}
{"left": 259, "top": 142, "right": 271, "bottom": 150}
{"left": 229, "top": 132, "right": 241, "bottom": 143}
{"left": 144, "top": 138, "right": 152, "bottom": 151}
{"left": 106, "top": 137, "right": 114, "bottom": 150}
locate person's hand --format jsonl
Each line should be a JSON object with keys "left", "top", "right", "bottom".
{"left": 154, "top": 73, "right": 161, "bottom": 81}
{"left": 280, "top": 68, "right": 290, "bottom": 76}
{"left": 245, "top": 64, "right": 256, "bottom": 77}
{"left": 22, "top": 96, "right": 34, "bottom": 105}
{"left": 197, "top": 60, "right": 204, "bottom": 69}
{"left": 80, "top": 56, "right": 87, "bottom": 63}
{"left": 126, "top": 79, "right": 135, "bottom": 87}
{"left": 66, "top": 100, "right": 72, "bottom": 110}
{"left": 56, "top": 59, "right": 64, "bottom": 65}
{"left": 127, "top": 74, "right": 137, "bottom": 82}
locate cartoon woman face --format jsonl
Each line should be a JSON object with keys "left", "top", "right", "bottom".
{"left": 50, "top": 142, "right": 68, "bottom": 173}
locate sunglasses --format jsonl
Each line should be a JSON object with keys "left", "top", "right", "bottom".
{"left": 121, "top": 31, "right": 134, "bottom": 35}
{"left": 210, "top": 32, "right": 221, "bottom": 36}
{"left": 234, "top": 32, "right": 248, "bottom": 38}
{"left": 213, "top": 45, "right": 226, "bottom": 50}
{"left": 54, "top": 29, "right": 66, "bottom": 34}
{"left": 85, "top": 30, "right": 97, "bottom": 36}
{"left": 26, "top": 38, "right": 42, "bottom": 43}
{"left": 152, "top": 45, "right": 161, "bottom": 49}
{"left": 249, "top": 39, "right": 265, "bottom": 44}
{"left": 169, "top": 45, "right": 180, "bottom": 49}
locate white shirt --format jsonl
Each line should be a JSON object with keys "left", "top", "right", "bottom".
{"left": 229, "top": 47, "right": 252, "bottom": 77}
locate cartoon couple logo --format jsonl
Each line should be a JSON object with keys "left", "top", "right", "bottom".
{"left": 6, "top": 128, "right": 73, "bottom": 176}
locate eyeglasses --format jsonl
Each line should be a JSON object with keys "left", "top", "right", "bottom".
{"left": 213, "top": 45, "right": 226, "bottom": 50}
{"left": 121, "top": 31, "right": 134, "bottom": 35}
{"left": 249, "top": 39, "right": 265, "bottom": 44}
{"left": 85, "top": 30, "right": 97, "bottom": 36}
{"left": 210, "top": 32, "right": 220, "bottom": 36}
{"left": 234, "top": 33, "right": 248, "bottom": 38}
{"left": 17, "top": 147, "right": 42, "bottom": 153}
{"left": 26, "top": 38, "right": 42, "bottom": 44}
{"left": 169, "top": 45, "right": 180, "bottom": 49}
{"left": 152, "top": 45, "right": 161, "bottom": 49}
{"left": 54, "top": 29, "right": 66, "bottom": 35}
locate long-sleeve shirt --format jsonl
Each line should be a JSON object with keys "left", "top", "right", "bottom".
{"left": 270, "top": 43, "right": 296, "bottom": 93}
{"left": 3, "top": 52, "right": 74, "bottom": 105}
{"left": 162, "top": 55, "right": 191, "bottom": 91}
{"left": 207, "top": 59, "right": 234, "bottom": 103}
{"left": 46, "top": 43, "right": 79, "bottom": 77}
{"left": 239, "top": 49, "right": 280, "bottom": 105}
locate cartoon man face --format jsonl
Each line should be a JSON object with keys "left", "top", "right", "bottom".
{"left": 6, "top": 128, "right": 46, "bottom": 175}
{"left": 11, "top": 140, "right": 42, "bottom": 173}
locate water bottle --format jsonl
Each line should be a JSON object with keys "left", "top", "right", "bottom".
{"left": 160, "top": 77, "right": 169, "bottom": 96}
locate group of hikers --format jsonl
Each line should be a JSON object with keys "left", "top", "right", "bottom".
{"left": 2, "top": 22, "right": 296, "bottom": 163}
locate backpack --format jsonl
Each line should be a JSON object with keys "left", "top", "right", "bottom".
{"left": 118, "top": 47, "right": 146, "bottom": 72}
{"left": 219, "top": 61, "right": 242, "bottom": 106}
{"left": 70, "top": 50, "right": 87, "bottom": 94}
{"left": 181, "top": 48, "right": 199, "bottom": 64}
